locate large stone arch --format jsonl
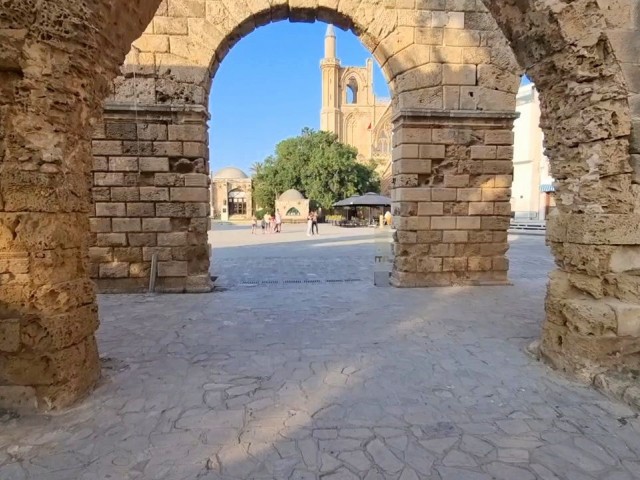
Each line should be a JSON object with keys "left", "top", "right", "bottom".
{"left": 0, "top": 0, "right": 639, "bottom": 411}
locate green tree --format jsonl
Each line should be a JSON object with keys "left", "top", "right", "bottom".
{"left": 253, "top": 128, "right": 380, "bottom": 212}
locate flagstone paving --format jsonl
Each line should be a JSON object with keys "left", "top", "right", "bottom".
{"left": 1, "top": 225, "right": 639, "bottom": 480}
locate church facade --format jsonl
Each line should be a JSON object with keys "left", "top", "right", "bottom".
{"left": 320, "top": 25, "right": 392, "bottom": 193}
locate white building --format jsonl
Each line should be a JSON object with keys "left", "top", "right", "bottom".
{"left": 512, "top": 83, "right": 555, "bottom": 221}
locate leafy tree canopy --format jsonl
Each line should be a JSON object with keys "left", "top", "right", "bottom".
{"left": 253, "top": 128, "right": 380, "bottom": 212}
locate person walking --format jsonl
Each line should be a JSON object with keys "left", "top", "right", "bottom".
{"left": 275, "top": 209, "right": 282, "bottom": 233}
{"left": 306, "top": 212, "right": 313, "bottom": 236}
{"left": 251, "top": 214, "right": 257, "bottom": 234}
{"left": 311, "top": 210, "right": 319, "bottom": 235}
{"left": 270, "top": 214, "right": 276, "bottom": 233}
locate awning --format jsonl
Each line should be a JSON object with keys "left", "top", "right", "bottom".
{"left": 540, "top": 184, "right": 555, "bottom": 193}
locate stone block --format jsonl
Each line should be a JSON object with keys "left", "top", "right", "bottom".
{"left": 468, "top": 257, "right": 492, "bottom": 271}
{"left": 89, "top": 247, "right": 112, "bottom": 263}
{"left": 153, "top": 16, "right": 188, "bottom": 35}
{"left": 418, "top": 258, "right": 444, "bottom": 273}
{"left": 182, "top": 142, "right": 205, "bottom": 158}
{"left": 482, "top": 188, "right": 511, "bottom": 201}
{"left": 457, "top": 188, "right": 482, "bottom": 201}
{"left": 127, "top": 203, "right": 156, "bottom": 217}
{"left": 444, "top": 174, "right": 469, "bottom": 187}
{"left": 95, "top": 203, "right": 126, "bottom": 217}
{"left": 92, "top": 187, "right": 111, "bottom": 201}
{"left": 431, "top": 188, "right": 457, "bottom": 201}
{"left": 111, "top": 187, "right": 140, "bottom": 202}
{"left": 481, "top": 216, "right": 510, "bottom": 230}
{"left": 470, "top": 146, "right": 497, "bottom": 159}
{"left": 457, "top": 216, "right": 481, "bottom": 229}
{"left": 443, "top": 64, "right": 476, "bottom": 85}
{"left": 394, "top": 188, "right": 431, "bottom": 202}
{"left": 485, "top": 130, "right": 514, "bottom": 145}
{"left": 443, "top": 257, "right": 468, "bottom": 272}
{"left": 140, "top": 187, "right": 170, "bottom": 201}
{"left": 89, "top": 218, "right": 111, "bottom": 233}
{"left": 497, "top": 146, "right": 514, "bottom": 159}
{"left": 153, "top": 141, "right": 183, "bottom": 156}
{"left": 92, "top": 140, "right": 123, "bottom": 156}
{"left": 158, "top": 261, "right": 188, "bottom": 277}
{"left": 394, "top": 159, "right": 432, "bottom": 174}
{"left": 418, "top": 202, "right": 444, "bottom": 216}
{"left": 96, "top": 233, "right": 128, "bottom": 247}
{"left": 184, "top": 173, "right": 209, "bottom": 187}
{"left": 158, "top": 232, "right": 188, "bottom": 246}
{"left": 105, "top": 123, "right": 137, "bottom": 140}
{"left": 482, "top": 160, "right": 512, "bottom": 174}
{"left": 142, "top": 218, "right": 172, "bottom": 232}
{"left": 419, "top": 144, "right": 446, "bottom": 158}
{"left": 431, "top": 46, "right": 463, "bottom": 63}
{"left": 0, "top": 319, "right": 20, "bottom": 353}
{"left": 99, "top": 263, "right": 129, "bottom": 278}
{"left": 129, "top": 263, "right": 151, "bottom": 278}
{"left": 128, "top": 233, "right": 157, "bottom": 247}
{"left": 143, "top": 247, "right": 173, "bottom": 262}
{"left": 168, "top": 124, "right": 206, "bottom": 142}
{"left": 170, "top": 188, "right": 209, "bottom": 202}
{"left": 494, "top": 175, "right": 513, "bottom": 187}
{"left": 607, "top": 300, "right": 640, "bottom": 336}
{"left": 443, "top": 230, "right": 468, "bottom": 243}
{"left": 109, "top": 157, "right": 139, "bottom": 172}
{"left": 112, "top": 218, "right": 142, "bottom": 233}
{"left": 393, "top": 144, "right": 420, "bottom": 160}
{"left": 94, "top": 173, "right": 125, "bottom": 186}
{"left": 431, "top": 216, "right": 457, "bottom": 230}
{"left": 443, "top": 29, "right": 480, "bottom": 47}
{"left": 0, "top": 386, "right": 37, "bottom": 411}
{"left": 113, "top": 247, "right": 143, "bottom": 263}
{"left": 139, "top": 157, "right": 170, "bottom": 172}
{"left": 155, "top": 173, "right": 185, "bottom": 186}
{"left": 93, "top": 156, "right": 108, "bottom": 171}
{"left": 137, "top": 124, "right": 168, "bottom": 141}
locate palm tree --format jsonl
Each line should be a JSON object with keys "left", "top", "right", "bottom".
{"left": 250, "top": 162, "right": 262, "bottom": 177}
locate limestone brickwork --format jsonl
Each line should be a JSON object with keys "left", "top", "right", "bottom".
{"left": 391, "top": 110, "right": 516, "bottom": 287}
{"left": 2, "top": 0, "right": 640, "bottom": 411}
{"left": 91, "top": 104, "right": 213, "bottom": 294}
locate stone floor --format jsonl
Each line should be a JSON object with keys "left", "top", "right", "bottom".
{"left": 1, "top": 224, "right": 639, "bottom": 480}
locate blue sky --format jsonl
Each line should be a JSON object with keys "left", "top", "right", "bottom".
{"left": 208, "top": 22, "right": 389, "bottom": 176}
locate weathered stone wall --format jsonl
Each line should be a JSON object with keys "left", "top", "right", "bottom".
{"left": 2, "top": 0, "right": 640, "bottom": 412}
{"left": 391, "top": 110, "right": 515, "bottom": 287}
{"left": 90, "top": 105, "right": 212, "bottom": 293}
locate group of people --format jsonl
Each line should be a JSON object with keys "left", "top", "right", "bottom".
{"left": 251, "top": 210, "right": 282, "bottom": 234}
{"left": 306, "top": 211, "right": 319, "bottom": 236}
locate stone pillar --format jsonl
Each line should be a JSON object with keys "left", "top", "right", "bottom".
{"left": 390, "top": 109, "right": 517, "bottom": 288}
{"left": 0, "top": 40, "right": 100, "bottom": 412}
{"left": 90, "top": 104, "right": 213, "bottom": 293}
{"left": 542, "top": 212, "right": 640, "bottom": 379}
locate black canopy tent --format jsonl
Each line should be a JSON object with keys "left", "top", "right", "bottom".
{"left": 333, "top": 192, "right": 392, "bottom": 225}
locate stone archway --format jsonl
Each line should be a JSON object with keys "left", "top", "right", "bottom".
{"left": 0, "top": 0, "right": 639, "bottom": 411}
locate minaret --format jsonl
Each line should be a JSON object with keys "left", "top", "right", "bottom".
{"left": 320, "top": 25, "right": 341, "bottom": 134}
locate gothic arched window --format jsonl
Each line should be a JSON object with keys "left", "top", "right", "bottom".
{"left": 346, "top": 77, "right": 358, "bottom": 104}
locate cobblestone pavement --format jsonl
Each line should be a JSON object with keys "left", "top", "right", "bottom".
{"left": 1, "top": 225, "right": 639, "bottom": 480}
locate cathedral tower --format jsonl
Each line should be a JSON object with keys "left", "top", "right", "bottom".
{"left": 320, "top": 25, "right": 341, "bottom": 134}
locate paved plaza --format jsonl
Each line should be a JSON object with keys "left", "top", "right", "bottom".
{"left": 1, "top": 224, "right": 639, "bottom": 480}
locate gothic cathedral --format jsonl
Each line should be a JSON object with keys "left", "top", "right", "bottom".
{"left": 320, "top": 25, "right": 393, "bottom": 193}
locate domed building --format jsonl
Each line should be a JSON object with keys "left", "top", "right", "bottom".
{"left": 275, "top": 189, "right": 310, "bottom": 223}
{"left": 210, "top": 166, "right": 252, "bottom": 221}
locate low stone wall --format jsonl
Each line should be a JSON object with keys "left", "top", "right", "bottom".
{"left": 90, "top": 104, "right": 212, "bottom": 293}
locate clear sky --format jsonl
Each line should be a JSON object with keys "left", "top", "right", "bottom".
{"left": 208, "top": 22, "right": 390, "bottom": 176}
